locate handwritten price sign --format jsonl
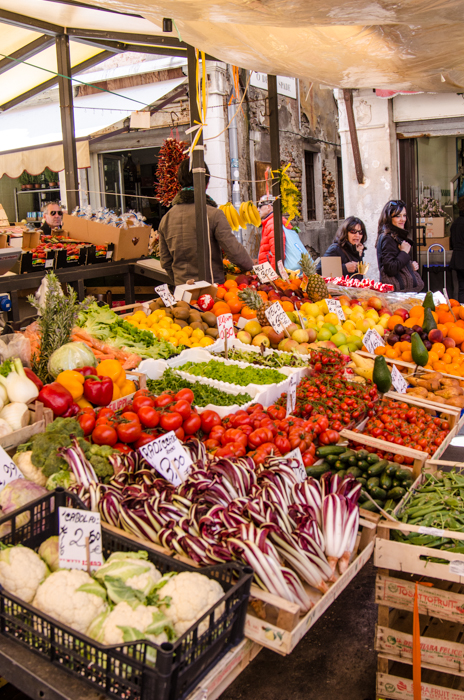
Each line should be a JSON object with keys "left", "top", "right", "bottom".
{"left": 253, "top": 262, "right": 279, "bottom": 283}
{"left": 391, "top": 365, "right": 408, "bottom": 394}
{"left": 277, "top": 260, "right": 290, "bottom": 281}
{"left": 139, "top": 431, "right": 193, "bottom": 486}
{"left": 286, "top": 374, "right": 297, "bottom": 415}
{"left": 0, "top": 446, "right": 22, "bottom": 493}
{"left": 265, "top": 302, "right": 292, "bottom": 334}
{"left": 155, "top": 284, "right": 176, "bottom": 307}
{"left": 326, "top": 299, "right": 346, "bottom": 321}
{"left": 363, "top": 328, "right": 385, "bottom": 354}
{"left": 217, "top": 313, "right": 235, "bottom": 343}
{"left": 286, "top": 447, "right": 307, "bottom": 483}
{"left": 58, "top": 507, "right": 103, "bottom": 572}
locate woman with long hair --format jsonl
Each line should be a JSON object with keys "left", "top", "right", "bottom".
{"left": 316, "top": 216, "right": 367, "bottom": 279}
{"left": 376, "top": 199, "right": 423, "bottom": 292}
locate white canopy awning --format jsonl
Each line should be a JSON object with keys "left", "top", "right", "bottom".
{"left": 0, "top": 77, "right": 186, "bottom": 177}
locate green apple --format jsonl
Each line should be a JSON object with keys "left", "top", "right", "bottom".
{"left": 316, "top": 328, "right": 332, "bottom": 342}
{"left": 331, "top": 331, "right": 347, "bottom": 347}
{"left": 338, "top": 344, "right": 350, "bottom": 354}
{"left": 346, "top": 334, "right": 363, "bottom": 349}
{"left": 322, "top": 323, "right": 338, "bottom": 335}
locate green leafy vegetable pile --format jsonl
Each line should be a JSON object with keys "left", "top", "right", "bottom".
{"left": 77, "top": 302, "right": 183, "bottom": 360}
{"left": 217, "top": 348, "right": 309, "bottom": 368}
{"left": 147, "top": 369, "right": 252, "bottom": 407}
{"left": 177, "top": 360, "right": 285, "bottom": 386}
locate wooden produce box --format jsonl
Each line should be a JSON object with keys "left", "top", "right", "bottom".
{"left": 62, "top": 214, "right": 151, "bottom": 261}
{"left": 2, "top": 401, "right": 53, "bottom": 452}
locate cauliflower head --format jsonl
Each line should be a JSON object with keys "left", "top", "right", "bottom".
{"left": 95, "top": 551, "right": 162, "bottom": 604}
{"left": 87, "top": 601, "right": 176, "bottom": 648}
{"left": 33, "top": 569, "right": 107, "bottom": 634}
{"left": 0, "top": 545, "right": 49, "bottom": 603}
{"left": 158, "top": 572, "right": 224, "bottom": 636}
{"left": 38, "top": 536, "right": 59, "bottom": 573}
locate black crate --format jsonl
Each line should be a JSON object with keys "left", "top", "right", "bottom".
{"left": 87, "top": 243, "right": 115, "bottom": 265}
{"left": 13, "top": 250, "right": 56, "bottom": 274}
{"left": 55, "top": 244, "right": 89, "bottom": 269}
{"left": 0, "top": 491, "right": 252, "bottom": 700}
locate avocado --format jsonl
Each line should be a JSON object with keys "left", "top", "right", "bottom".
{"left": 373, "top": 355, "right": 392, "bottom": 394}
{"left": 201, "top": 311, "right": 217, "bottom": 327}
{"left": 422, "top": 307, "right": 437, "bottom": 334}
{"left": 411, "top": 332, "right": 429, "bottom": 366}
{"left": 422, "top": 291, "right": 435, "bottom": 311}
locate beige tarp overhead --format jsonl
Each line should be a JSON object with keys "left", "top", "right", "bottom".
{"left": 83, "top": 0, "right": 464, "bottom": 93}
{"left": 0, "top": 141, "right": 90, "bottom": 179}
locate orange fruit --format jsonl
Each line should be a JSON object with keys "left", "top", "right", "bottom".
{"left": 388, "top": 315, "right": 404, "bottom": 331}
{"left": 232, "top": 313, "right": 240, "bottom": 323}
{"left": 374, "top": 346, "right": 386, "bottom": 356}
{"left": 424, "top": 364, "right": 434, "bottom": 370}
{"left": 448, "top": 326, "right": 464, "bottom": 345}
{"left": 458, "top": 306, "right": 464, "bottom": 321}
{"left": 257, "top": 291, "right": 268, "bottom": 302}
{"left": 400, "top": 340, "right": 411, "bottom": 352}
{"left": 437, "top": 311, "right": 455, "bottom": 324}
{"left": 216, "top": 287, "right": 226, "bottom": 299}
{"left": 223, "top": 280, "right": 238, "bottom": 289}
{"left": 241, "top": 306, "right": 257, "bottom": 320}
{"left": 212, "top": 301, "right": 231, "bottom": 316}
{"left": 446, "top": 347, "right": 461, "bottom": 358}
{"left": 385, "top": 347, "right": 400, "bottom": 359}
{"left": 442, "top": 353, "right": 452, "bottom": 364}
{"left": 224, "top": 290, "right": 239, "bottom": 303}
{"left": 281, "top": 301, "right": 294, "bottom": 312}
{"left": 455, "top": 320, "right": 464, "bottom": 329}
{"left": 437, "top": 323, "right": 448, "bottom": 338}
{"left": 228, "top": 297, "right": 244, "bottom": 314}
{"left": 401, "top": 350, "right": 413, "bottom": 362}
{"left": 449, "top": 363, "right": 462, "bottom": 375}
{"left": 450, "top": 299, "right": 460, "bottom": 307}
{"left": 409, "top": 306, "right": 424, "bottom": 318}
{"left": 436, "top": 303, "right": 450, "bottom": 314}
{"left": 428, "top": 351, "right": 439, "bottom": 364}
{"left": 433, "top": 360, "right": 447, "bottom": 372}
{"left": 432, "top": 342, "right": 445, "bottom": 357}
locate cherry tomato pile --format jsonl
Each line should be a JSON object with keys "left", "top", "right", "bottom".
{"left": 309, "top": 348, "right": 349, "bottom": 377}
{"left": 275, "top": 375, "right": 378, "bottom": 433}
{"left": 350, "top": 399, "right": 451, "bottom": 465}
{"left": 77, "top": 388, "right": 202, "bottom": 452}
{"left": 200, "top": 403, "right": 340, "bottom": 465}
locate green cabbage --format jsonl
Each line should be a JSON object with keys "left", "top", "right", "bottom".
{"left": 48, "top": 342, "right": 96, "bottom": 377}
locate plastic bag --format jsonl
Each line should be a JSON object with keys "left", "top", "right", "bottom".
{"left": 0, "top": 334, "right": 31, "bottom": 366}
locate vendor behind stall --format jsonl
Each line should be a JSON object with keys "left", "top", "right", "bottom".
{"left": 41, "top": 202, "right": 63, "bottom": 236}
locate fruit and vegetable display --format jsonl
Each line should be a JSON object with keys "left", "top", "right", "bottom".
{"left": 216, "top": 348, "right": 310, "bottom": 369}
{"left": 176, "top": 359, "right": 287, "bottom": 387}
{"left": 147, "top": 369, "right": 253, "bottom": 408}
{"left": 406, "top": 372, "right": 464, "bottom": 408}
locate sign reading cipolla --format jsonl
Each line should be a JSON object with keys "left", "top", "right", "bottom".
{"left": 249, "top": 72, "right": 297, "bottom": 99}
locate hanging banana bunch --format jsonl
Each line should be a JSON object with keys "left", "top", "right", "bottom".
{"left": 219, "top": 201, "right": 261, "bottom": 230}
{"left": 271, "top": 163, "right": 301, "bottom": 225}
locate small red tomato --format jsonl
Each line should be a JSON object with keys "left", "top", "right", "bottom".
{"left": 134, "top": 432, "right": 156, "bottom": 449}
{"left": 160, "top": 412, "right": 183, "bottom": 432}
{"left": 132, "top": 394, "right": 155, "bottom": 412}
{"left": 121, "top": 411, "right": 140, "bottom": 423}
{"left": 200, "top": 410, "right": 222, "bottom": 434}
{"left": 137, "top": 406, "right": 160, "bottom": 428}
{"left": 175, "top": 388, "right": 195, "bottom": 404}
{"left": 175, "top": 426, "right": 185, "bottom": 441}
{"left": 117, "top": 421, "right": 143, "bottom": 444}
{"left": 78, "top": 413, "right": 96, "bottom": 436}
{"left": 154, "top": 394, "right": 175, "bottom": 408}
{"left": 92, "top": 424, "right": 118, "bottom": 446}
{"left": 183, "top": 413, "right": 201, "bottom": 435}
{"left": 114, "top": 442, "right": 133, "bottom": 454}
{"left": 170, "top": 400, "right": 191, "bottom": 420}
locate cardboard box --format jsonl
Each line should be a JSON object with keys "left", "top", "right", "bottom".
{"left": 173, "top": 281, "right": 218, "bottom": 303}
{"left": 22, "top": 231, "right": 41, "bottom": 249}
{"left": 63, "top": 214, "right": 151, "bottom": 261}
{"left": 417, "top": 216, "right": 446, "bottom": 237}
{"left": 423, "top": 235, "right": 450, "bottom": 251}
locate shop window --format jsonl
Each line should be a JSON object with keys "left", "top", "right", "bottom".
{"left": 304, "top": 151, "right": 316, "bottom": 220}
{"left": 337, "top": 156, "right": 345, "bottom": 219}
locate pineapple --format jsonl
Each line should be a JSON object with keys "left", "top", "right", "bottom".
{"left": 238, "top": 287, "right": 271, "bottom": 326}
{"left": 299, "top": 253, "right": 328, "bottom": 302}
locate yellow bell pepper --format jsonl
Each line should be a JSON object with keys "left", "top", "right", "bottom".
{"left": 97, "top": 359, "right": 125, "bottom": 386}
{"left": 116, "top": 371, "right": 128, "bottom": 388}
{"left": 120, "top": 379, "right": 136, "bottom": 397}
{"left": 77, "top": 397, "right": 93, "bottom": 409}
{"left": 112, "top": 383, "right": 121, "bottom": 401}
{"left": 56, "top": 370, "right": 84, "bottom": 401}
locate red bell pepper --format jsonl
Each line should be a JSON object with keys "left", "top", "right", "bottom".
{"left": 24, "top": 367, "right": 43, "bottom": 392}
{"left": 61, "top": 403, "right": 80, "bottom": 418}
{"left": 38, "top": 382, "right": 73, "bottom": 416}
{"left": 83, "top": 375, "right": 113, "bottom": 406}
{"left": 75, "top": 366, "right": 97, "bottom": 377}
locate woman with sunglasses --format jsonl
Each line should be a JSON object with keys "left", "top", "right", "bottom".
{"left": 376, "top": 200, "right": 423, "bottom": 292}
{"left": 316, "top": 216, "right": 367, "bottom": 280}
{"left": 41, "top": 202, "right": 63, "bottom": 236}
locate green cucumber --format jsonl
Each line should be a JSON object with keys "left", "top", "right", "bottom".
{"left": 316, "top": 445, "right": 346, "bottom": 457}
{"left": 369, "top": 486, "right": 387, "bottom": 500}
{"left": 339, "top": 450, "right": 356, "bottom": 463}
{"left": 367, "top": 453, "right": 381, "bottom": 464}
{"left": 384, "top": 499, "right": 396, "bottom": 512}
{"left": 367, "top": 460, "right": 389, "bottom": 477}
{"left": 357, "top": 460, "right": 370, "bottom": 472}
{"left": 305, "top": 464, "right": 331, "bottom": 478}
{"left": 397, "top": 468, "right": 413, "bottom": 482}
{"left": 385, "top": 463, "right": 399, "bottom": 477}
{"left": 334, "top": 460, "right": 345, "bottom": 470}
{"left": 380, "top": 473, "right": 392, "bottom": 490}
{"left": 337, "top": 469, "right": 346, "bottom": 480}
{"left": 326, "top": 454, "right": 341, "bottom": 466}
{"left": 366, "top": 477, "right": 380, "bottom": 491}
{"left": 359, "top": 500, "right": 383, "bottom": 512}
{"left": 356, "top": 477, "right": 367, "bottom": 487}
{"left": 347, "top": 455, "right": 358, "bottom": 467}
{"left": 345, "top": 467, "right": 362, "bottom": 478}
{"left": 392, "top": 479, "right": 402, "bottom": 488}
{"left": 356, "top": 450, "right": 369, "bottom": 460}
{"left": 387, "top": 486, "right": 407, "bottom": 500}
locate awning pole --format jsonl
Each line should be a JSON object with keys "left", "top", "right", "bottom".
{"left": 56, "top": 34, "right": 79, "bottom": 212}
{"left": 186, "top": 45, "right": 211, "bottom": 283}
{"left": 268, "top": 75, "right": 283, "bottom": 270}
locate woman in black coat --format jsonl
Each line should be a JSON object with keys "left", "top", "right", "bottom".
{"left": 316, "top": 216, "right": 366, "bottom": 279}
{"left": 376, "top": 199, "right": 423, "bottom": 292}
{"left": 450, "top": 197, "right": 464, "bottom": 302}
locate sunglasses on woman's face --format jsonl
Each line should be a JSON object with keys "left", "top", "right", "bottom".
{"left": 349, "top": 227, "right": 362, "bottom": 234}
{"left": 49, "top": 211, "right": 63, "bottom": 216}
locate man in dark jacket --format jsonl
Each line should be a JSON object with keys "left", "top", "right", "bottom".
{"left": 158, "top": 161, "right": 253, "bottom": 285}
{"left": 450, "top": 197, "right": 464, "bottom": 302}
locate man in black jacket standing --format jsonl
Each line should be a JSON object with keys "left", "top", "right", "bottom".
{"left": 450, "top": 197, "right": 464, "bottom": 302}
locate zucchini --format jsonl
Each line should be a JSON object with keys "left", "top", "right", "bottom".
{"left": 337, "top": 469, "right": 346, "bottom": 480}
{"left": 326, "top": 454, "right": 340, "bottom": 466}
{"left": 392, "top": 479, "right": 402, "bottom": 488}
{"left": 380, "top": 473, "right": 392, "bottom": 490}
{"left": 357, "top": 460, "right": 370, "bottom": 472}
{"left": 387, "top": 486, "right": 407, "bottom": 500}
{"left": 367, "top": 453, "right": 381, "bottom": 464}
{"left": 305, "top": 464, "right": 331, "bottom": 478}
{"left": 367, "top": 460, "right": 389, "bottom": 477}
{"left": 385, "top": 463, "right": 399, "bottom": 477}
{"left": 316, "top": 445, "right": 346, "bottom": 457}
{"left": 384, "top": 499, "right": 396, "bottom": 512}
{"left": 397, "top": 468, "right": 413, "bottom": 482}
{"left": 333, "top": 460, "right": 346, "bottom": 470}
{"left": 366, "top": 477, "right": 380, "bottom": 491}
{"left": 347, "top": 455, "right": 358, "bottom": 467}
{"left": 339, "top": 450, "right": 356, "bottom": 463}
{"left": 356, "top": 477, "right": 367, "bottom": 487}
{"left": 345, "top": 467, "right": 362, "bottom": 478}
{"left": 356, "top": 449, "right": 369, "bottom": 460}
{"left": 369, "top": 486, "right": 387, "bottom": 500}
{"left": 359, "top": 500, "right": 382, "bottom": 512}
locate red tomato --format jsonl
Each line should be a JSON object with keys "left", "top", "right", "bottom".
{"left": 248, "top": 428, "right": 274, "bottom": 449}
{"left": 215, "top": 442, "right": 246, "bottom": 458}
{"left": 160, "top": 412, "right": 183, "bottom": 432}
{"left": 318, "top": 429, "right": 340, "bottom": 445}
{"left": 154, "top": 394, "right": 175, "bottom": 408}
{"left": 302, "top": 451, "right": 316, "bottom": 467}
{"left": 274, "top": 435, "right": 291, "bottom": 454}
{"left": 137, "top": 406, "right": 160, "bottom": 429}
{"left": 200, "top": 410, "right": 221, "bottom": 434}
{"left": 121, "top": 411, "right": 140, "bottom": 423}
{"left": 117, "top": 421, "right": 143, "bottom": 444}
{"left": 92, "top": 424, "right": 118, "bottom": 446}
{"left": 169, "top": 400, "right": 191, "bottom": 420}
{"left": 114, "top": 442, "right": 133, "bottom": 454}
{"left": 209, "top": 425, "right": 226, "bottom": 440}
{"left": 98, "top": 407, "right": 115, "bottom": 420}
{"left": 175, "top": 426, "right": 185, "bottom": 441}
{"left": 78, "top": 413, "right": 96, "bottom": 436}
{"left": 175, "top": 388, "right": 195, "bottom": 404}
{"left": 134, "top": 432, "right": 156, "bottom": 449}
{"left": 183, "top": 413, "right": 201, "bottom": 435}
{"left": 204, "top": 438, "right": 220, "bottom": 450}
{"left": 132, "top": 394, "right": 155, "bottom": 412}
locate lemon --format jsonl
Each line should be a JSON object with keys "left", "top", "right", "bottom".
{"left": 170, "top": 323, "right": 182, "bottom": 333}
{"left": 199, "top": 336, "right": 214, "bottom": 347}
{"left": 177, "top": 334, "right": 189, "bottom": 345}
{"left": 157, "top": 328, "right": 171, "bottom": 340}
{"left": 132, "top": 310, "right": 147, "bottom": 321}
{"left": 191, "top": 342, "right": 201, "bottom": 348}
{"left": 183, "top": 338, "right": 193, "bottom": 347}
{"left": 169, "top": 337, "right": 179, "bottom": 346}
{"left": 139, "top": 323, "right": 149, "bottom": 329}
{"left": 324, "top": 312, "right": 339, "bottom": 326}
{"left": 159, "top": 317, "right": 173, "bottom": 329}
{"left": 125, "top": 318, "right": 139, "bottom": 327}
{"left": 191, "top": 328, "right": 205, "bottom": 340}
{"left": 183, "top": 326, "right": 193, "bottom": 337}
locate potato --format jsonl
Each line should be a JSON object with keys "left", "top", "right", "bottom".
{"left": 446, "top": 396, "right": 464, "bottom": 408}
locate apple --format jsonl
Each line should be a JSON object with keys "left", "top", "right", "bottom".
{"left": 350, "top": 299, "right": 362, "bottom": 307}
{"left": 306, "top": 328, "right": 317, "bottom": 343}
{"left": 292, "top": 329, "right": 309, "bottom": 343}
{"left": 278, "top": 338, "right": 290, "bottom": 351}
{"left": 395, "top": 308, "right": 409, "bottom": 321}
{"left": 317, "top": 340, "right": 338, "bottom": 350}
{"left": 287, "top": 323, "right": 300, "bottom": 335}
{"left": 260, "top": 326, "right": 273, "bottom": 337}
{"left": 443, "top": 337, "right": 456, "bottom": 349}
{"left": 244, "top": 320, "right": 262, "bottom": 337}
{"left": 339, "top": 295, "right": 350, "bottom": 307}
{"left": 295, "top": 343, "right": 310, "bottom": 355}
{"left": 236, "top": 331, "right": 251, "bottom": 344}
{"left": 282, "top": 339, "right": 299, "bottom": 352}
{"left": 268, "top": 329, "right": 285, "bottom": 346}
{"left": 379, "top": 307, "right": 392, "bottom": 317}
{"left": 252, "top": 333, "right": 270, "bottom": 348}
{"left": 368, "top": 296, "right": 383, "bottom": 311}
{"left": 428, "top": 329, "right": 444, "bottom": 344}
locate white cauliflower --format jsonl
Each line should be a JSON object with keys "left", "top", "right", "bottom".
{"left": 158, "top": 572, "right": 224, "bottom": 636}
{"left": 33, "top": 569, "right": 107, "bottom": 634}
{"left": 87, "top": 601, "right": 176, "bottom": 648}
{"left": 0, "top": 545, "right": 48, "bottom": 603}
{"left": 95, "top": 551, "right": 162, "bottom": 604}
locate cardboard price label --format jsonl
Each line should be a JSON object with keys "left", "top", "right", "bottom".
{"left": 391, "top": 365, "right": 408, "bottom": 394}
{"left": 286, "top": 447, "right": 306, "bottom": 483}
{"left": 45, "top": 259, "right": 53, "bottom": 269}
{"left": 138, "top": 431, "right": 193, "bottom": 486}
{"left": 58, "top": 507, "right": 103, "bottom": 572}
{"left": 286, "top": 374, "right": 297, "bottom": 415}
{"left": 217, "top": 313, "right": 235, "bottom": 342}
{"left": 155, "top": 284, "right": 176, "bottom": 307}
{"left": 253, "top": 262, "right": 278, "bottom": 283}
{"left": 277, "top": 260, "right": 289, "bottom": 281}
{"left": 363, "top": 328, "right": 385, "bottom": 354}
{"left": 0, "top": 446, "right": 22, "bottom": 492}
{"left": 265, "top": 301, "right": 292, "bottom": 334}
{"left": 326, "top": 298, "right": 346, "bottom": 321}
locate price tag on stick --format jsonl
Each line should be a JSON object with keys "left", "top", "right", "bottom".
{"left": 326, "top": 298, "right": 346, "bottom": 321}
{"left": 253, "top": 262, "right": 279, "bottom": 283}
{"left": 277, "top": 260, "right": 290, "bottom": 281}
{"left": 58, "top": 507, "right": 103, "bottom": 572}
{"left": 391, "top": 365, "right": 408, "bottom": 394}
{"left": 265, "top": 301, "right": 292, "bottom": 336}
{"left": 138, "top": 431, "right": 193, "bottom": 487}
{"left": 155, "top": 284, "right": 176, "bottom": 307}
{"left": 286, "top": 447, "right": 306, "bottom": 483}
{"left": 0, "top": 446, "right": 22, "bottom": 493}
{"left": 217, "top": 313, "right": 235, "bottom": 342}
{"left": 286, "top": 374, "right": 297, "bottom": 415}
{"left": 363, "top": 328, "right": 385, "bottom": 354}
